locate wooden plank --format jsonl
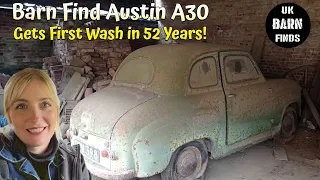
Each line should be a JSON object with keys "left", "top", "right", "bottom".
{"left": 303, "top": 88, "right": 320, "bottom": 128}
{"left": 60, "top": 72, "right": 87, "bottom": 101}
{"left": 58, "top": 66, "right": 75, "bottom": 94}
{"left": 310, "top": 62, "right": 320, "bottom": 104}
{"left": 76, "top": 77, "right": 91, "bottom": 101}
{"left": 273, "top": 146, "right": 288, "bottom": 161}
{"left": 59, "top": 100, "right": 67, "bottom": 115}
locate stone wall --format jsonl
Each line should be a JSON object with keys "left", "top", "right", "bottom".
{"left": 53, "top": 27, "right": 132, "bottom": 91}
{"left": 53, "top": 38, "right": 131, "bottom": 77}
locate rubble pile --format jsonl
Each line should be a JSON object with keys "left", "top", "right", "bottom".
{"left": 53, "top": 39, "right": 131, "bottom": 92}
{"left": 46, "top": 39, "right": 132, "bottom": 140}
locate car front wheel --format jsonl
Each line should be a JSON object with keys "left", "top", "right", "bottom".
{"left": 161, "top": 141, "right": 208, "bottom": 180}
{"left": 280, "top": 106, "right": 298, "bottom": 143}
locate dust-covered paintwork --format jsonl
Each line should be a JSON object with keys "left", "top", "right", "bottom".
{"left": 69, "top": 43, "right": 301, "bottom": 179}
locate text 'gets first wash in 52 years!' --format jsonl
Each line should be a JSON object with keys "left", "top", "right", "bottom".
{"left": 11, "top": 2, "right": 209, "bottom": 41}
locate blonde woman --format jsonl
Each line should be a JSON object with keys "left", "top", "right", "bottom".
{"left": 0, "top": 68, "right": 91, "bottom": 180}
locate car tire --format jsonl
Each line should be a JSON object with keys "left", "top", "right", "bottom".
{"left": 161, "top": 140, "right": 208, "bottom": 180}
{"left": 279, "top": 106, "right": 298, "bottom": 143}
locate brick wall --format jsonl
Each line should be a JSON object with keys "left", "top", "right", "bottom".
{"left": 0, "top": 9, "right": 53, "bottom": 75}
{"left": 158, "top": 0, "right": 320, "bottom": 78}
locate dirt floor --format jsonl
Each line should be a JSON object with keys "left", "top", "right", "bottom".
{"left": 140, "top": 126, "right": 320, "bottom": 180}
{"left": 283, "top": 125, "right": 320, "bottom": 161}
{"left": 202, "top": 140, "right": 320, "bottom": 180}
{"left": 92, "top": 127, "right": 320, "bottom": 180}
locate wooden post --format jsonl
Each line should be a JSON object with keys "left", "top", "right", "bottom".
{"left": 310, "top": 62, "right": 320, "bottom": 104}
{"left": 303, "top": 88, "right": 320, "bottom": 128}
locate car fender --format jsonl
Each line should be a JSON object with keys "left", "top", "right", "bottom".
{"left": 131, "top": 116, "right": 195, "bottom": 178}
{"left": 272, "top": 85, "right": 301, "bottom": 136}
{"left": 280, "top": 99, "right": 301, "bottom": 123}
{"left": 279, "top": 81, "right": 302, "bottom": 122}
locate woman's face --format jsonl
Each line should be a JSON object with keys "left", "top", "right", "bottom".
{"left": 8, "top": 80, "right": 58, "bottom": 150}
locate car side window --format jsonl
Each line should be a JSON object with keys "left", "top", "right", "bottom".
{"left": 225, "top": 55, "right": 259, "bottom": 83}
{"left": 189, "top": 57, "right": 218, "bottom": 88}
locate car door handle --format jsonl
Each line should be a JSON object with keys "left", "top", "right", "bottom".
{"left": 228, "top": 94, "right": 235, "bottom": 98}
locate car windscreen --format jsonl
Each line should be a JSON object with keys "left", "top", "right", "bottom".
{"left": 114, "top": 57, "right": 155, "bottom": 85}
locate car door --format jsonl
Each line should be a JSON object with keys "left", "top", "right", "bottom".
{"left": 219, "top": 51, "right": 273, "bottom": 145}
{"left": 185, "top": 53, "right": 226, "bottom": 141}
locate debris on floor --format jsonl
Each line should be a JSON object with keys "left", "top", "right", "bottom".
{"left": 273, "top": 146, "right": 288, "bottom": 161}
{"left": 42, "top": 55, "right": 114, "bottom": 94}
{"left": 59, "top": 72, "right": 91, "bottom": 115}
{"left": 305, "top": 120, "right": 316, "bottom": 130}
{"left": 59, "top": 72, "right": 90, "bottom": 101}
{"left": 283, "top": 126, "right": 320, "bottom": 160}
{"left": 58, "top": 70, "right": 92, "bottom": 139}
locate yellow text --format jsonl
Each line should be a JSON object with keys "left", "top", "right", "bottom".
{"left": 85, "top": 26, "right": 123, "bottom": 40}
{"left": 13, "top": 27, "right": 46, "bottom": 40}
{"left": 49, "top": 26, "right": 83, "bottom": 40}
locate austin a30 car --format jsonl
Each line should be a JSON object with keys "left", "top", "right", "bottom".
{"left": 69, "top": 43, "right": 301, "bottom": 180}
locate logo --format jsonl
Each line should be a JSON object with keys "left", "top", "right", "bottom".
{"left": 266, "top": 3, "right": 310, "bottom": 48}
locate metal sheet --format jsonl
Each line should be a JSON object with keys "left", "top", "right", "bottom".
{"left": 60, "top": 72, "right": 87, "bottom": 100}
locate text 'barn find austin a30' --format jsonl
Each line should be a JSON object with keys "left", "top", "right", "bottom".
{"left": 68, "top": 43, "right": 301, "bottom": 180}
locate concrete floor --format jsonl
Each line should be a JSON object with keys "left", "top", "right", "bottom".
{"left": 140, "top": 140, "right": 320, "bottom": 180}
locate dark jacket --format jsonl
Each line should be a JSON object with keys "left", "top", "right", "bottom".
{"left": 0, "top": 128, "right": 91, "bottom": 180}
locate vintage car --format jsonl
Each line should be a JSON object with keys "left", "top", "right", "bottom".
{"left": 68, "top": 43, "right": 301, "bottom": 180}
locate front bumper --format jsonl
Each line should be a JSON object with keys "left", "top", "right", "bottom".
{"left": 85, "top": 158, "right": 135, "bottom": 180}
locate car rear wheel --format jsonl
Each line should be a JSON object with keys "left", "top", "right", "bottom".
{"left": 161, "top": 141, "right": 208, "bottom": 180}
{"left": 280, "top": 107, "right": 298, "bottom": 143}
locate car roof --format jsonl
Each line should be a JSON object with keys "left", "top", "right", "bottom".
{"left": 116, "top": 43, "right": 247, "bottom": 95}
{"left": 130, "top": 42, "right": 244, "bottom": 61}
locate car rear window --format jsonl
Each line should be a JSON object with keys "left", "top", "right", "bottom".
{"left": 115, "top": 57, "right": 155, "bottom": 84}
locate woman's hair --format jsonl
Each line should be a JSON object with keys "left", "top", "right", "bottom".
{"left": 3, "top": 68, "right": 62, "bottom": 139}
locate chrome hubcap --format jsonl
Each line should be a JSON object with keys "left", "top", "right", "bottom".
{"left": 176, "top": 146, "right": 202, "bottom": 179}
{"left": 283, "top": 113, "right": 295, "bottom": 136}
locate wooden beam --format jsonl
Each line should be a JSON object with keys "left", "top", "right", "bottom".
{"left": 251, "top": 35, "right": 266, "bottom": 64}
{"left": 303, "top": 88, "right": 320, "bottom": 128}
{"left": 310, "top": 62, "right": 320, "bottom": 104}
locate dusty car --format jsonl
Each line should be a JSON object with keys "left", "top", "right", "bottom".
{"left": 68, "top": 43, "right": 301, "bottom": 180}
